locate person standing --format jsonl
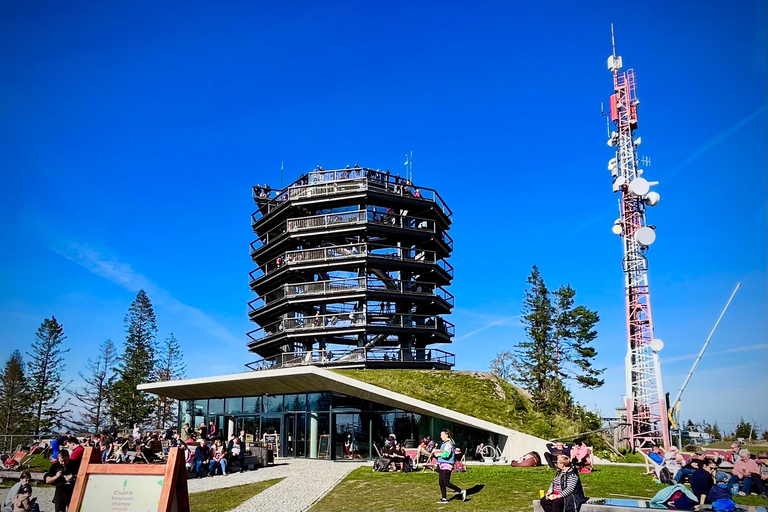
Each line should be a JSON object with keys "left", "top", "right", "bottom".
{"left": 432, "top": 429, "right": 466, "bottom": 504}
{"left": 45, "top": 451, "right": 77, "bottom": 512}
{"left": 540, "top": 455, "right": 588, "bottom": 512}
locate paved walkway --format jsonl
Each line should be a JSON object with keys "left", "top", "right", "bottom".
{"left": 1, "top": 459, "right": 364, "bottom": 512}
{"left": 187, "top": 458, "right": 365, "bottom": 511}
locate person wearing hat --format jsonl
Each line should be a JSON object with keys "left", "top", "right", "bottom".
{"left": 708, "top": 471, "right": 733, "bottom": 503}
{"left": 194, "top": 439, "right": 210, "bottom": 478}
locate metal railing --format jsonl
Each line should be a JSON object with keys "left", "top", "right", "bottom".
{"left": 251, "top": 168, "right": 453, "bottom": 222}
{"left": 244, "top": 347, "right": 455, "bottom": 371}
{"left": 246, "top": 277, "right": 454, "bottom": 312}
{"left": 248, "top": 243, "right": 454, "bottom": 283}
{"left": 247, "top": 312, "right": 455, "bottom": 343}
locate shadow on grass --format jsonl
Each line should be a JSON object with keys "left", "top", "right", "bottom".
{"left": 449, "top": 484, "right": 486, "bottom": 501}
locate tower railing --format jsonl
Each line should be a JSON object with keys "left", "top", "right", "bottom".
{"left": 249, "top": 208, "right": 452, "bottom": 256}
{"left": 246, "top": 277, "right": 454, "bottom": 312}
{"left": 248, "top": 243, "right": 454, "bottom": 283}
{"left": 247, "top": 312, "right": 455, "bottom": 342}
{"left": 244, "top": 347, "right": 455, "bottom": 372}
{"left": 251, "top": 168, "right": 453, "bottom": 222}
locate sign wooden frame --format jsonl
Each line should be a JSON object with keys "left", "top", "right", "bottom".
{"left": 69, "top": 446, "right": 189, "bottom": 512}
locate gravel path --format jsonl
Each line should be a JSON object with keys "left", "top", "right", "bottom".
{"left": 3, "top": 459, "right": 364, "bottom": 512}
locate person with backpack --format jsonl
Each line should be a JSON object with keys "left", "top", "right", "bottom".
{"left": 432, "top": 429, "right": 467, "bottom": 504}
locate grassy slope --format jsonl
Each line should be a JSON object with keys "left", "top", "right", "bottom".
{"left": 310, "top": 466, "right": 765, "bottom": 512}
{"left": 189, "top": 478, "right": 283, "bottom": 512}
{"left": 335, "top": 369, "right": 582, "bottom": 440}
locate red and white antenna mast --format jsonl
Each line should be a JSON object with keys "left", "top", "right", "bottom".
{"left": 606, "top": 25, "right": 670, "bottom": 449}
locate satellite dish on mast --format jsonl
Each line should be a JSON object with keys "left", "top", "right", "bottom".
{"left": 650, "top": 339, "right": 664, "bottom": 352}
{"left": 634, "top": 226, "right": 656, "bottom": 246}
{"left": 629, "top": 177, "right": 650, "bottom": 197}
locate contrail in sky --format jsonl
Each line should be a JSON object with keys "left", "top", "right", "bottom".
{"left": 454, "top": 315, "right": 521, "bottom": 341}
{"left": 52, "top": 239, "right": 242, "bottom": 349}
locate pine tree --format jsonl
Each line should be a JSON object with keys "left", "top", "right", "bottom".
{"left": 505, "top": 266, "right": 604, "bottom": 414}
{"left": 551, "top": 285, "right": 604, "bottom": 389}
{"left": 69, "top": 339, "right": 117, "bottom": 433}
{"left": 711, "top": 422, "right": 721, "bottom": 440}
{"left": 511, "top": 266, "right": 555, "bottom": 403}
{"left": 110, "top": 290, "right": 158, "bottom": 429}
{"left": 152, "top": 333, "right": 186, "bottom": 429}
{"left": 27, "top": 317, "right": 71, "bottom": 435}
{"left": 734, "top": 418, "right": 756, "bottom": 440}
{"left": 0, "top": 350, "right": 32, "bottom": 435}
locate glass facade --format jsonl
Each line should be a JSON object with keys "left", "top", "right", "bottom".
{"left": 177, "top": 390, "right": 495, "bottom": 460}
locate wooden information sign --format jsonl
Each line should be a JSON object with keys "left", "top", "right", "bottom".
{"left": 69, "top": 446, "right": 189, "bottom": 512}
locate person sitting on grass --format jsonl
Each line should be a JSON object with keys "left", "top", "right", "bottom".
{"left": 545, "top": 441, "right": 573, "bottom": 469}
{"left": 708, "top": 471, "right": 733, "bottom": 503}
{"left": 570, "top": 439, "right": 592, "bottom": 471}
{"left": 540, "top": 455, "right": 588, "bottom": 512}
{"left": 729, "top": 448, "right": 766, "bottom": 497}
{"left": 725, "top": 443, "right": 740, "bottom": 465}
{"left": 691, "top": 458, "right": 717, "bottom": 507}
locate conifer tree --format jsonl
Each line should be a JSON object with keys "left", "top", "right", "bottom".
{"left": 111, "top": 290, "right": 158, "bottom": 429}
{"left": 152, "top": 333, "right": 186, "bottom": 429}
{"left": 69, "top": 339, "right": 117, "bottom": 433}
{"left": 504, "top": 266, "right": 604, "bottom": 414}
{"left": 27, "top": 317, "right": 70, "bottom": 435}
{"left": 0, "top": 350, "right": 32, "bottom": 435}
{"left": 711, "top": 422, "right": 721, "bottom": 440}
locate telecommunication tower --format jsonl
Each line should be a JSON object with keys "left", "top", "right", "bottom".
{"left": 605, "top": 26, "right": 670, "bottom": 449}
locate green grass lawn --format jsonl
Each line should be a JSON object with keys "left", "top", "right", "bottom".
{"left": 24, "top": 453, "right": 53, "bottom": 473}
{"left": 310, "top": 466, "right": 766, "bottom": 512}
{"left": 189, "top": 478, "right": 283, "bottom": 512}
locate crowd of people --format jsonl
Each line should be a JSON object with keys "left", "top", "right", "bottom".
{"left": 644, "top": 441, "right": 768, "bottom": 505}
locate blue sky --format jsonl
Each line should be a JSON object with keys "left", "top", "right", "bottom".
{"left": 1, "top": 1, "right": 765, "bottom": 433}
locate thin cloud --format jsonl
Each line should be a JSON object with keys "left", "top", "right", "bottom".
{"left": 662, "top": 343, "right": 768, "bottom": 364}
{"left": 454, "top": 315, "right": 521, "bottom": 341}
{"left": 666, "top": 105, "right": 768, "bottom": 180}
{"left": 53, "top": 240, "right": 241, "bottom": 348}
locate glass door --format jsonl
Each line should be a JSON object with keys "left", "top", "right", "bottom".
{"left": 283, "top": 413, "right": 308, "bottom": 458}
{"left": 283, "top": 414, "right": 296, "bottom": 457}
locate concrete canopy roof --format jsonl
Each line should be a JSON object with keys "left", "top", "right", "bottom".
{"left": 138, "top": 366, "right": 551, "bottom": 458}
{"left": 139, "top": 366, "right": 505, "bottom": 436}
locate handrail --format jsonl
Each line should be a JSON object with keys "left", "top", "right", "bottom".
{"left": 246, "top": 277, "right": 455, "bottom": 311}
{"left": 244, "top": 347, "right": 456, "bottom": 372}
{"left": 251, "top": 207, "right": 452, "bottom": 258}
{"left": 247, "top": 312, "right": 455, "bottom": 341}
{"left": 250, "top": 167, "right": 453, "bottom": 222}
{"left": 248, "top": 243, "right": 454, "bottom": 282}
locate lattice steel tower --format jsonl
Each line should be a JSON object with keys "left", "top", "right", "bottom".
{"left": 246, "top": 167, "right": 455, "bottom": 371}
{"left": 605, "top": 27, "right": 670, "bottom": 449}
